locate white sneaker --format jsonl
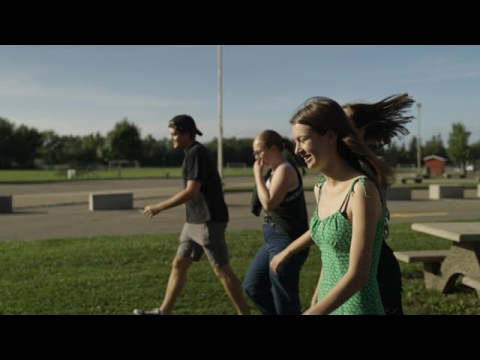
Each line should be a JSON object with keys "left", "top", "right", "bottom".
{"left": 133, "top": 307, "right": 162, "bottom": 315}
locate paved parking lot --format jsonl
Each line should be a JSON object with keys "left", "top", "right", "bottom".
{"left": 1, "top": 177, "right": 479, "bottom": 241}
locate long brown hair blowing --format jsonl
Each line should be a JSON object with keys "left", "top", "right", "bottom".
{"left": 289, "top": 96, "right": 395, "bottom": 188}
{"left": 343, "top": 93, "right": 415, "bottom": 150}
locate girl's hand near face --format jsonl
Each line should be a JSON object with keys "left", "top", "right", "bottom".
{"left": 253, "top": 158, "right": 264, "bottom": 176}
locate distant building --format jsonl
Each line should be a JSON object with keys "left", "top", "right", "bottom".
{"left": 423, "top": 155, "right": 446, "bottom": 175}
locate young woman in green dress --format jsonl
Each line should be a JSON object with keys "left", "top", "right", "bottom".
{"left": 270, "top": 96, "right": 395, "bottom": 315}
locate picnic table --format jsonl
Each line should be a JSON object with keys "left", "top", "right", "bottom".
{"left": 410, "top": 222, "right": 480, "bottom": 297}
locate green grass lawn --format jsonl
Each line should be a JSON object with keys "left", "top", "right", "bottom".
{"left": 1, "top": 168, "right": 479, "bottom": 315}
{"left": 0, "top": 167, "right": 255, "bottom": 183}
{"left": 1, "top": 222, "right": 479, "bottom": 315}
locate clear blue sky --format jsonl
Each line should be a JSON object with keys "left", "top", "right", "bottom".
{"left": 1, "top": 45, "right": 479, "bottom": 145}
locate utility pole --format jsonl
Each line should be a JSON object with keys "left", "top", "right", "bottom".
{"left": 217, "top": 45, "right": 223, "bottom": 181}
{"left": 416, "top": 102, "right": 422, "bottom": 174}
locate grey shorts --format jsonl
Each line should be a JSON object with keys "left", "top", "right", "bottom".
{"left": 177, "top": 222, "right": 229, "bottom": 267}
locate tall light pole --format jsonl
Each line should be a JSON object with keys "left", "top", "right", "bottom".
{"left": 416, "top": 102, "right": 422, "bottom": 174}
{"left": 217, "top": 45, "right": 223, "bottom": 180}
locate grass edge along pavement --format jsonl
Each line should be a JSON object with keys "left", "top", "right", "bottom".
{"left": 1, "top": 167, "right": 479, "bottom": 189}
{"left": 1, "top": 221, "right": 480, "bottom": 315}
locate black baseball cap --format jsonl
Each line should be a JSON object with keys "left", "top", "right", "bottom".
{"left": 168, "top": 114, "right": 203, "bottom": 136}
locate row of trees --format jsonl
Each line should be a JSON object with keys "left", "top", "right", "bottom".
{"left": 0, "top": 116, "right": 479, "bottom": 170}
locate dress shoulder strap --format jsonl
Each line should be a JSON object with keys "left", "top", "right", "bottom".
{"left": 315, "top": 173, "right": 326, "bottom": 187}
{"left": 315, "top": 174, "right": 326, "bottom": 203}
{"left": 339, "top": 176, "right": 368, "bottom": 213}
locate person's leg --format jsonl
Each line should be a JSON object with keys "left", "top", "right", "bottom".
{"left": 159, "top": 223, "right": 205, "bottom": 314}
{"left": 242, "top": 243, "right": 276, "bottom": 315}
{"left": 265, "top": 223, "right": 309, "bottom": 315}
{"left": 213, "top": 264, "right": 250, "bottom": 315}
{"left": 134, "top": 223, "right": 202, "bottom": 315}
{"left": 159, "top": 255, "right": 194, "bottom": 315}
{"left": 379, "top": 286, "right": 404, "bottom": 315}
{"left": 201, "top": 222, "right": 250, "bottom": 315}
{"left": 378, "top": 241, "right": 404, "bottom": 315}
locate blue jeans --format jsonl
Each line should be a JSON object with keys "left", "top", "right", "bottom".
{"left": 243, "top": 222, "right": 310, "bottom": 315}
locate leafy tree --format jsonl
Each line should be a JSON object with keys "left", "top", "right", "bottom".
{"left": 104, "top": 118, "right": 143, "bottom": 162}
{"left": 222, "top": 137, "right": 255, "bottom": 166}
{"left": 61, "top": 135, "right": 84, "bottom": 167}
{"left": 10, "top": 125, "right": 43, "bottom": 168}
{"left": 384, "top": 141, "right": 410, "bottom": 165}
{"left": 469, "top": 140, "right": 480, "bottom": 163}
{"left": 141, "top": 135, "right": 169, "bottom": 166}
{"left": 0, "top": 117, "right": 15, "bottom": 168}
{"left": 407, "top": 136, "right": 420, "bottom": 165}
{"left": 384, "top": 141, "right": 399, "bottom": 166}
{"left": 446, "top": 122, "right": 471, "bottom": 174}
{"left": 157, "top": 137, "right": 183, "bottom": 166}
{"left": 79, "top": 133, "right": 104, "bottom": 166}
{"left": 38, "top": 130, "right": 66, "bottom": 166}
{"left": 37, "top": 131, "right": 104, "bottom": 167}
{"left": 423, "top": 134, "right": 447, "bottom": 159}
{"left": 396, "top": 142, "right": 410, "bottom": 164}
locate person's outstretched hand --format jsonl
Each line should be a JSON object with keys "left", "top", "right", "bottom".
{"left": 143, "top": 204, "right": 161, "bottom": 219}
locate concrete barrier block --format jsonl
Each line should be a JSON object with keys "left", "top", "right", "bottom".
{"left": 429, "top": 184, "right": 464, "bottom": 200}
{"left": 88, "top": 192, "right": 133, "bottom": 211}
{"left": 0, "top": 195, "right": 13, "bottom": 213}
{"left": 386, "top": 187, "right": 412, "bottom": 200}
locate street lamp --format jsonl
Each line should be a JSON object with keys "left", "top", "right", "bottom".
{"left": 217, "top": 45, "right": 223, "bottom": 180}
{"left": 416, "top": 102, "right": 422, "bottom": 174}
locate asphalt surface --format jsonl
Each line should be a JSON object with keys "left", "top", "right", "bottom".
{"left": 1, "top": 176, "right": 479, "bottom": 241}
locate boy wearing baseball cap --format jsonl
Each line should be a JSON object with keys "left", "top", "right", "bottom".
{"left": 133, "top": 114, "right": 250, "bottom": 315}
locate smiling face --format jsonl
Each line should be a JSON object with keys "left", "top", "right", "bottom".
{"left": 291, "top": 123, "right": 331, "bottom": 172}
{"left": 169, "top": 127, "right": 191, "bottom": 151}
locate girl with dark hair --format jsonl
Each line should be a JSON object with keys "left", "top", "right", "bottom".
{"left": 343, "top": 93, "right": 414, "bottom": 150}
{"left": 343, "top": 93, "right": 415, "bottom": 315}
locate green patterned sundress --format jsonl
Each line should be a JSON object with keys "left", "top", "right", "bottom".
{"left": 310, "top": 175, "right": 385, "bottom": 315}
